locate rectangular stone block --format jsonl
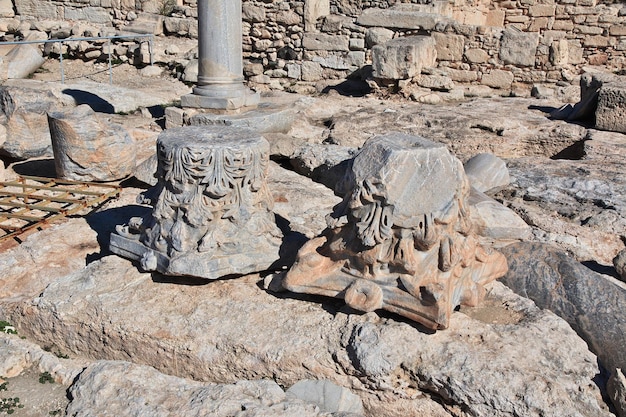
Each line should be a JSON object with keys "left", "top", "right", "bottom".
{"left": 0, "top": 0, "right": 14, "bottom": 17}
{"left": 610, "top": 25, "right": 626, "bottom": 36}
{"left": 304, "top": 0, "right": 330, "bottom": 32}
{"left": 481, "top": 69, "right": 514, "bottom": 89}
{"left": 575, "top": 25, "right": 603, "bottom": 35}
{"left": 446, "top": 68, "right": 479, "bottom": 83}
{"left": 14, "top": 0, "right": 58, "bottom": 18}
{"left": 486, "top": 9, "right": 505, "bottom": 27}
{"left": 64, "top": 6, "right": 112, "bottom": 24}
{"left": 372, "top": 36, "right": 436, "bottom": 80}
{"left": 432, "top": 32, "right": 464, "bottom": 61}
{"left": 584, "top": 35, "right": 609, "bottom": 47}
{"left": 499, "top": 28, "right": 539, "bottom": 67}
{"left": 529, "top": 17, "right": 550, "bottom": 31}
{"left": 529, "top": 4, "right": 556, "bottom": 17}
{"left": 302, "top": 33, "right": 349, "bottom": 51}
{"left": 357, "top": 7, "right": 448, "bottom": 31}
{"left": 552, "top": 19, "right": 574, "bottom": 31}
{"left": 596, "top": 83, "right": 626, "bottom": 134}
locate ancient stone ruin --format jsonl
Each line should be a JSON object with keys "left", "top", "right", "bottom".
{"left": 283, "top": 133, "right": 508, "bottom": 329}
{"left": 110, "top": 125, "right": 283, "bottom": 279}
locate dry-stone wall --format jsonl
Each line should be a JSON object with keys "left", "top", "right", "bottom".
{"left": 1, "top": 0, "right": 624, "bottom": 91}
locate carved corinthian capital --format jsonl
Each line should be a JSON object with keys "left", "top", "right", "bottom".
{"left": 110, "top": 126, "right": 282, "bottom": 279}
{"left": 283, "top": 133, "right": 508, "bottom": 329}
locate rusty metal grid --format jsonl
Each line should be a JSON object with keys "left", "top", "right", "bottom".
{"left": 0, "top": 175, "right": 121, "bottom": 242}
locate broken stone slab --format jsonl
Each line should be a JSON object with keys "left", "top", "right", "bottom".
{"left": 0, "top": 333, "right": 87, "bottom": 385}
{"left": 122, "top": 12, "right": 164, "bottom": 35}
{"left": 48, "top": 104, "right": 136, "bottom": 182}
{"left": 4, "top": 78, "right": 189, "bottom": 115}
{"left": 463, "top": 152, "right": 510, "bottom": 192}
{"left": 110, "top": 126, "right": 283, "bottom": 279}
{"left": 283, "top": 133, "right": 508, "bottom": 329}
{"left": 0, "top": 43, "right": 44, "bottom": 80}
{"left": 468, "top": 188, "right": 531, "bottom": 241}
{"left": 66, "top": 361, "right": 338, "bottom": 417}
{"left": 286, "top": 380, "right": 364, "bottom": 415}
{"left": 371, "top": 36, "right": 436, "bottom": 80}
{"left": 500, "top": 241, "right": 626, "bottom": 374}
{"left": 0, "top": 84, "right": 65, "bottom": 159}
{"left": 356, "top": 6, "right": 450, "bottom": 31}
{"left": 289, "top": 143, "right": 357, "bottom": 192}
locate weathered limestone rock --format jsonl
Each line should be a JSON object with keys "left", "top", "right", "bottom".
{"left": 613, "top": 248, "right": 626, "bottom": 282}
{"left": 110, "top": 126, "right": 282, "bottom": 279}
{"left": 500, "top": 242, "right": 626, "bottom": 374}
{"left": 364, "top": 27, "right": 394, "bottom": 48}
{"left": 0, "top": 333, "right": 86, "bottom": 385}
{"left": 286, "top": 380, "right": 364, "bottom": 414}
{"left": 371, "top": 36, "right": 436, "bottom": 80}
{"left": 304, "top": 0, "right": 330, "bottom": 32}
{"left": 302, "top": 33, "right": 350, "bottom": 51}
{"left": 2, "top": 251, "right": 610, "bottom": 417}
{"left": 481, "top": 69, "right": 514, "bottom": 89}
{"left": 608, "top": 368, "right": 626, "bottom": 417}
{"left": 48, "top": 105, "right": 136, "bottom": 182}
{"left": 357, "top": 6, "right": 450, "bottom": 31}
{"left": 0, "top": 85, "right": 62, "bottom": 159}
{"left": 463, "top": 153, "right": 510, "bottom": 192}
{"left": 432, "top": 33, "right": 464, "bottom": 62}
{"left": 67, "top": 361, "right": 336, "bottom": 417}
{"left": 283, "top": 133, "right": 508, "bottom": 329}
{"left": 499, "top": 28, "right": 539, "bottom": 67}
{"left": 0, "top": 44, "right": 44, "bottom": 80}
{"left": 189, "top": 103, "right": 297, "bottom": 134}
{"left": 469, "top": 188, "right": 531, "bottom": 241}
{"left": 289, "top": 143, "right": 356, "bottom": 192}
{"left": 595, "top": 78, "right": 626, "bottom": 134}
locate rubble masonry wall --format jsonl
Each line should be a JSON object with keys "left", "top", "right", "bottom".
{"left": 2, "top": 0, "right": 624, "bottom": 89}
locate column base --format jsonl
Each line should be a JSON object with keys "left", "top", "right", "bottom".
{"left": 181, "top": 86, "right": 260, "bottom": 110}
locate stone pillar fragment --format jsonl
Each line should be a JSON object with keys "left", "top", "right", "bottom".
{"left": 283, "top": 133, "right": 508, "bottom": 330}
{"left": 181, "top": 0, "right": 259, "bottom": 110}
{"left": 110, "top": 126, "right": 282, "bottom": 279}
{"left": 48, "top": 104, "right": 136, "bottom": 182}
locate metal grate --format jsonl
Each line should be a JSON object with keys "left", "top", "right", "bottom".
{"left": 0, "top": 175, "right": 121, "bottom": 242}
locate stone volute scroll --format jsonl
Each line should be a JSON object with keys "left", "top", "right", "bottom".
{"left": 282, "top": 133, "right": 508, "bottom": 330}
{"left": 110, "top": 126, "right": 282, "bottom": 279}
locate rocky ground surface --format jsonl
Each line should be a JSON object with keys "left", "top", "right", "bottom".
{"left": 0, "top": 58, "right": 625, "bottom": 416}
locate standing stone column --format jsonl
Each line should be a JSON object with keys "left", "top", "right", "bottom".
{"left": 181, "top": 0, "right": 259, "bottom": 110}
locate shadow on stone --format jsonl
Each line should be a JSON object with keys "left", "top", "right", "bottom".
{"left": 581, "top": 260, "right": 621, "bottom": 280}
{"left": 85, "top": 204, "right": 152, "bottom": 263}
{"left": 528, "top": 104, "right": 558, "bottom": 114}
{"left": 10, "top": 158, "right": 57, "bottom": 177}
{"left": 321, "top": 79, "right": 371, "bottom": 98}
{"left": 62, "top": 89, "right": 115, "bottom": 114}
{"left": 551, "top": 139, "right": 586, "bottom": 160}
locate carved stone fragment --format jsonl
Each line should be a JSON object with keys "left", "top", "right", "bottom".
{"left": 110, "top": 126, "right": 282, "bottom": 279}
{"left": 283, "top": 133, "right": 508, "bottom": 329}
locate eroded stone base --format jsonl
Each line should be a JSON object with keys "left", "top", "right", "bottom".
{"left": 110, "top": 231, "right": 281, "bottom": 279}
